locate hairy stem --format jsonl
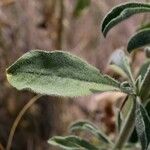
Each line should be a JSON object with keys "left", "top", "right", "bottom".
{"left": 113, "top": 96, "right": 136, "bottom": 150}
{"left": 6, "top": 95, "right": 42, "bottom": 150}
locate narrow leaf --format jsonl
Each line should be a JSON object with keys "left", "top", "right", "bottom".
{"left": 145, "top": 47, "right": 150, "bottom": 58}
{"left": 137, "top": 59, "right": 150, "bottom": 79}
{"left": 48, "top": 135, "right": 98, "bottom": 150}
{"left": 135, "top": 75, "right": 142, "bottom": 95}
{"left": 140, "top": 64, "right": 150, "bottom": 100}
{"left": 6, "top": 50, "right": 122, "bottom": 97}
{"left": 127, "top": 28, "right": 150, "bottom": 53}
{"left": 69, "top": 120, "right": 111, "bottom": 144}
{"left": 116, "top": 108, "right": 123, "bottom": 133}
{"left": 101, "top": 2, "right": 150, "bottom": 37}
{"left": 137, "top": 22, "right": 150, "bottom": 32}
{"left": 135, "top": 98, "right": 150, "bottom": 150}
{"left": 121, "top": 96, "right": 134, "bottom": 119}
{"left": 73, "top": 0, "right": 90, "bottom": 17}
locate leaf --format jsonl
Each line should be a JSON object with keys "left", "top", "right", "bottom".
{"left": 135, "top": 75, "right": 142, "bottom": 95}
{"left": 145, "top": 47, "right": 150, "bottom": 58}
{"left": 101, "top": 2, "right": 150, "bottom": 37}
{"left": 121, "top": 96, "right": 134, "bottom": 119}
{"left": 109, "top": 49, "right": 134, "bottom": 83}
{"left": 139, "top": 64, "right": 150, "bottom": 100}
{"left": 73, "top": 0, "right": 90, "bottom": 17}
{"left": 135, "top": 98, "right": 150, "bottom": 150}
{"left": 137, "top": 59, "right": 150, "bottom": 80}
{"left": 116, "top": 108, "right": 123, "bottom": 133}
{"left": 6, "top": 50, "right": 123, "bottom": 97}
{"left": 108, "top": 65, "right": 128, "bottom": 79}
{"left": 69, "top": 120, "right": 111, "bottom": 144}
{"left": 127, "top": 28, "right": 150, "bottom": 53}
{"left": 48, "top": 135, "right": 98, "bottom": 150}
{"left": 137, "top": 22, "right": 150, "bottom": 32}
{"left": 108, "top": 49, "right": 128, "bottom": 78}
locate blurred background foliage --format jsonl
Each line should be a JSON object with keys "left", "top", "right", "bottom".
{"left": 0, "top": 0, "right": 149, "bottom": 149}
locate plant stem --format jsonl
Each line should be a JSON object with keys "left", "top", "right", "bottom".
{"left": 6, "top": 95, "right": 42, "bottom": 150}
{"left": 113, "top": 96, "right": 136, "bottom": 150}
{"left": 55, "top": 0, "right": 64, "bottom": 49}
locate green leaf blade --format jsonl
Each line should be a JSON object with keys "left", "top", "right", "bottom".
{"left": 116, "top": 108, "right": 123, "bottom": 133}
{"left": 69, "top": 120, "right": 111, "bottom": 144}
{"left": 140, "top": 64, "right": 150, "bottom": 100}
{"left": 137, "top": 59, "right": 150, "bottom": 80}
{"left": 135, "top": 98, "right": 150, "bottom": 150}
{"left": 127, "top": 28, "right": 150, "bottom": 53}
{"left": 101, "top": 2, "right": 150, "bottom": 37}
{"left": 48, "top": 135, "right": 98, "bottom": 150}
{"left": 6, "top": 50, "right": 122, "bottom": 97}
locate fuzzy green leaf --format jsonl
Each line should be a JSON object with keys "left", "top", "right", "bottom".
{"left": 6, "top": 50, "right": 122, "bottom": 97}
{"left": 135, "top": 98, "right": 150, "bottom": 150}
{"left": 127, "top": 28, "right": 150, "bottom": 53}
{"left": 73, "top": 0, "right": 90, "bottom": 17}
{"left": 69, "top": 120, "right": 111, "bottom": 144}
{"left": 101, "top": 2, "right": 150, "bottom": 37}
{"left": 139, "top": 64, "right": 150, "bottom": 100}
{"left": 48, "top": 135, "right": 98, "bottom": 150}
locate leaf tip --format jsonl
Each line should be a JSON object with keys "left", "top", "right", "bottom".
{"left": 6, "top": 72, "right": 12, "bottom": 82}
{"left": 102, "top": 29, "right": 108, "bottom": 38}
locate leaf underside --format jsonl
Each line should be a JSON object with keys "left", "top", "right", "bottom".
{"left": 102, "top": 2, "right": 150, "bottom": 37}
{"left": 140, "top": 65, "right": 150, "bottom": 100}
{"left": 127, "top": 28, "right": 150, "bottom": 53}
{"left": 137, "top": 59, "right": 150, "bottom": 80}
{"left": 135, "top": 99, "right": 150, "bottom": 150}
{"left": 6, "top": 50, "right": 121, "bottom": 97}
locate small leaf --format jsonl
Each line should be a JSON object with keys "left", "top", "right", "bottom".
{"left": 48, "top": 135, "right": 98, "bottom": 150}
{"left": 69, "top": 120, "right": 111, "bottom": 144}
{"left": 109, "top": 49, "right": 134, "bottom": 83}
{"left": 139, "top": 64, "right": 150, "bottom": 100}
{"left": 135, "top": 98, "right": 150, "bottom": 150}
{"left": 120, "top": 82, "right": 134, "bottom": 96}
{"left": 73, "top": 0, "right": 90, "bottom": 17}
{"left": 101, "top": 2, "right": 150, "bottom": 37}
{"left": 137, "top": 22, "right": 150, "bottom": 32}
{"left": 6, "top": 50, "right": 123, "bottom": 97}
{"left": 127, "top": 28, "right": 150, "bottom": 53}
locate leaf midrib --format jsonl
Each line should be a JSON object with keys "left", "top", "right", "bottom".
{"left": 9, "top": 70, "right": 119, "bottom": 87}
